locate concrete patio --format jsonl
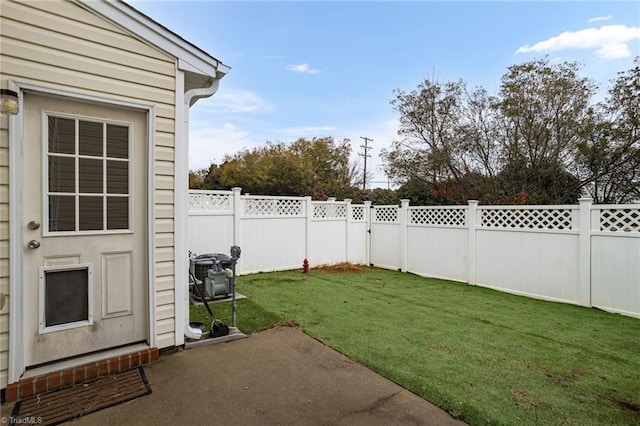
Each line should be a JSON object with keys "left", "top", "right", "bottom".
{"left": 66, "top": 326, "right": 466, "bottom": 425}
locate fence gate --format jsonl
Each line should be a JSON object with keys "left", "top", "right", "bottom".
{"left": 369, "top": 205, "right": 402, "bottom": 270}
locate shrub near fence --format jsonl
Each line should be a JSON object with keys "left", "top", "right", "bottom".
{"left": 188, "top": 190, "right": 640, "bottom": 318}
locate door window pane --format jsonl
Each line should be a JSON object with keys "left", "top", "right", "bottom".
{"left": 44, "top": 268, "right": 89, "bottom": 327}
{"left": 49, "top": 196, "right": 75, "bottom": 231}
{"left": 79, "top": 158, "right": 103, "bottom": 193}
{"left": 79, "top": 121, "right": 103, "bottom": 156}
{"left": 48, "top": 156, "right": 75, "bottom": 193}
{"left": 107, "top": 160, "right": 128, "bottom": 194}
{"left": 107, "top": 197, "right": 129, "bottom": 230}
{"left": 48, "top": 117, "right": 75, "bottom": 154}
{"left": 107, "top": 124, "right": 128, "bottom": 158}
{"left": 79, "top": 196, "right": 104, "bottom": 231}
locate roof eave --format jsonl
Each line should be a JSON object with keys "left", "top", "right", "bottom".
{"left": 75, "top": 0, "right": 230, "bottom": 80}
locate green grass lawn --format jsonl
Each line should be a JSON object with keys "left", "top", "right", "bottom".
{"left": 191, "top": 267, "right": 640, "bottom": 425}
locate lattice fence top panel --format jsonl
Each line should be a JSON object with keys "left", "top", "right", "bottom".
{"left": 480, "top": 208, "right": 573, "bottom": 230}
{"left": 374, "top": 206, "right": 399, "bottom": 223}
{"left": 188, "top": 192, "right": 232, "bottom": 212}
{"left": 351, "top": 205, "right": 366, "bottom": 222}
{"left": 244, "top": 198, "right": 304, "bottom": 216}
{"left": 313, "top": 202, "right": 347, "bottom": 219}
{"left": 599, "top": 208, "right": 640, "bottom": 232}
{"left": 410, "top": 207, "right": 466, "bottom": 227}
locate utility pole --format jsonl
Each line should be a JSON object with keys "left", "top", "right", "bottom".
{"left": 359, "top": 136, "right": 372, "bottom": 190}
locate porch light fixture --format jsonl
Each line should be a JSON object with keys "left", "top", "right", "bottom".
{"left": 1, "top": 89, "right": 19, "bottom": 115}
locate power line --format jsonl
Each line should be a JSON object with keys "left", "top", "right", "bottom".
{"left": 359, "top": 136, "right": 373, "bottom": 190}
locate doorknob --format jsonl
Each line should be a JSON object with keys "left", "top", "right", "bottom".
{"left": 27, "top": 220, "right": 40, "bottom": 230}
{"left": 28, "top": 240, "right": 40, "bottom": 249}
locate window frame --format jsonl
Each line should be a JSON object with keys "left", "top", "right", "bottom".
{"left": 42, "top": 111, "right": 134, "bottom": 236}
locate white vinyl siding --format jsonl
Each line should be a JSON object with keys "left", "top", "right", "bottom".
{"left": 0, "top": 0, "right": 181, "bottom": 387}
{"left": 0, "top": 124, "right": 8, "bottom": 388}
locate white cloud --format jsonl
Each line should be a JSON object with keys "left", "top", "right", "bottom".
{"left": 588, "top": 15, "right": 612, "bottom": 23}
{"left": 516, "top": 24, "right": 640, "bottom": 59}
{"left": 194, "top": 89, "right": 276, "bottom": 114}
{"left": 596, "top": 43, "right": 632, "bottom": 59}
{"left": 278, "top": 125, "right": 337, "bottom": 136}
{"left": 189, "top": 123, "right": 256, "bottom": 169}
{"left": 286, "top": 63, "right": 321, "bottom": 74}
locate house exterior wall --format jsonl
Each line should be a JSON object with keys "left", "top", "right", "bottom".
{"left": 0, "top": 0, "right": 181, "bottom": 388}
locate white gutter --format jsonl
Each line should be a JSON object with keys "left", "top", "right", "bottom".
{"left": 186, "top": 79, "right": 221, "bottom": 107}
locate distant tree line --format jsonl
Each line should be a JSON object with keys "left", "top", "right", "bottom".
{"left": 191, "top": 56, "right": 640, "bottom": 205}
{"left": 190, "top": 136, "right": 399, "bottom": 204}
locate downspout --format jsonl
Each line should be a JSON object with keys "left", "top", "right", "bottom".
{"left": 180, "top": 76, "right": 221, "bottom": 342}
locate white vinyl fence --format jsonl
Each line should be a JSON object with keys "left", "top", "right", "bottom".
{"left": 188, "top": 188, "right": 368, "bottom": 274}
{"left": 372, "top": 199, "right": 640, "bottom": 318}
{"left": 188, "top": 190, "right": 640, "bottom": 318}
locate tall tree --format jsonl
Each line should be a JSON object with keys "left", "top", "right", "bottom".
{"left": 575, "top": 57, "right": 640, "bottom": 203}
{"left": 494, "top": 57, "right": 596, "bottom": 203}
{"left": 217, "top": 137, "right": 358, "bottom": 198}
{"left": 383, "top": 78, "right": 467, "bottom": 183}
{"left": 289, "top": 137, "right": 354, "bottom": 198}
{"left": 384, "top": 58, "right": 604, "bottom": 204}
{"left": 458, "top": 86, "right": 502, "bottom": 179}
{"left": 189, "top": 168, "right": 208, "bottom": 189}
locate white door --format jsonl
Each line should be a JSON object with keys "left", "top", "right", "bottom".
{"left": 23, "top": 92, "right": 148, "bottom": 367}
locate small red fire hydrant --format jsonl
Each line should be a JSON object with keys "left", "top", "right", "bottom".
{"left": 302, "top": 258, "right": 309, "bottom": 275}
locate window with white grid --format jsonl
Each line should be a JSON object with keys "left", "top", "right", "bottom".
{"left": 46, "top": 115, "right": 131, "bottom": 233}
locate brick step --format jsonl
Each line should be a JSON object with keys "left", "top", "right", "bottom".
{"left": 2, "top": 347, "right": 159, "bottom": 402}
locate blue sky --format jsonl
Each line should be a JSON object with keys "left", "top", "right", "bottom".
{"left": 130, "top": 1, "right": 640, "bottom": 188}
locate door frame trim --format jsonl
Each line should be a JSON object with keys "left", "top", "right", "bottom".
{"left": 8, "top": 80, "right": 157, "bottom": 383}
